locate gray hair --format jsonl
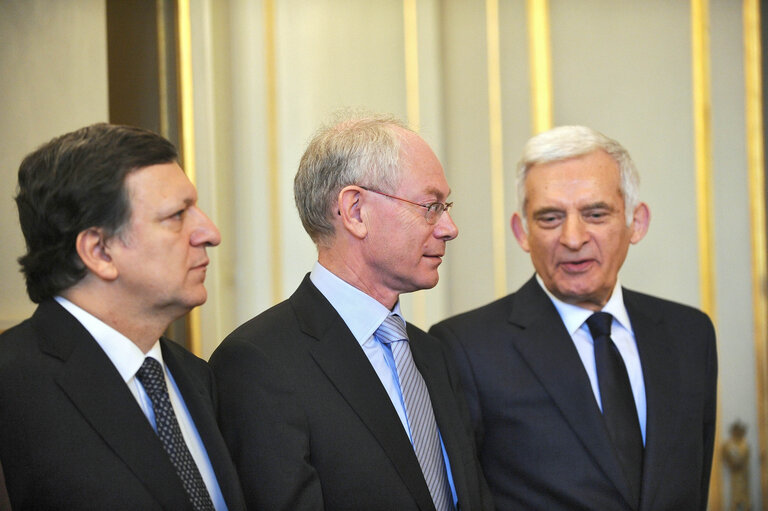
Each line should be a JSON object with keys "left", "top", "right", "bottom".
{"left": 294, "top": 113, "right": 412, "bottom": 245}
{"left": 516, "top": 125, "right": 640, "bottom": 226}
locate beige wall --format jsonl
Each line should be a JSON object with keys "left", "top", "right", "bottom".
{"left": 0, "top": 0, "right": 109, "bottom": 329}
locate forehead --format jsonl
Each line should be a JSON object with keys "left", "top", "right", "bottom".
{"left": 524, "top": 150, "right": 622, "bottom": 205}
{"left": 396, "top": 131, "right": 449, "bottom": 195}
{"left": 124, "top": 162, "right": 195, "bottom": 206}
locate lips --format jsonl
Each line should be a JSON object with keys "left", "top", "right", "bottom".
{"left": 191, "top": 260, "right": 209, "bottom": 271}
{"left": 559, "top": 259, "right": 594, "bottom": 272}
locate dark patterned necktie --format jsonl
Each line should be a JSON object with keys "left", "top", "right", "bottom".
{"left": 586, "top": 312, "right": 644, "bottom": 505}
{"left": 376, "top": 314, "right": 454, "bottom": 511}
{"left": 136, "top": 357, "right": 215, "bottom": 511}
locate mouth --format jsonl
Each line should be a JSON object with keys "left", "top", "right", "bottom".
{"left": 559, "top": 259, "right": 594, "bottom": 273}
{"left": 191, "top": 260, "right": 210, "bottom": 271}
{"left": 424, "top": 253, "right": 444, "bottom": 264}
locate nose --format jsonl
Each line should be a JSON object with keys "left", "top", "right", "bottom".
{"left": 190, "top": 207, "right": 222, "bottom": 247}
{"left": 559, "top": 215, "right": 588, "bottom": 250}
{"left": 434, "top": 210, "right": 458, "bottom": 241}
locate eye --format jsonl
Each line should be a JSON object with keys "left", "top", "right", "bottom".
{"left": 584, "top": 209, "right": 609, "bottom": 222}
{"left": 170, "top": 209, "right": 186, "bottom": 220}
{"left": 426, "top": 202, "right": 444, "bottom": 214}
{"left": 535, "top": 212, "right": 563, "bottom": 227}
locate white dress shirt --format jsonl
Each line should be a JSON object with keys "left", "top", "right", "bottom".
{"left": 310, "top": 262, "right": 458, "bottom": 503}
{"left": 536, "top": 276, "right": 648, "bottom": 443}
{"left": 54, "top": 296, "right": 228, "bottom": 510}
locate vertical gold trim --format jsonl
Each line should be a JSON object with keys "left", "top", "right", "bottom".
{"left": 175, "top": 0, "right": 201, "bottom": 356}
{"left": 485, "top": 0, "right": 506, "bottom": 298}
{"left": 691, "top": 0, "right": 721, "bottom": 508}
{"left": 263, "top": 0, "right": 282, "bottom": 304}
{"left": 156, "top": 0, "right": 169, "bottom": 137}
{"left": 744, "top": 0, "right": 768, "bottom": 507}
{"left": 526, "top": 0, "right": 552, "bottom": 134}
{"left": 403, "top": 0, "right": 420, "bottom": 131}
{"left": 402, "top": 0, "right": 426, "bottom": 326}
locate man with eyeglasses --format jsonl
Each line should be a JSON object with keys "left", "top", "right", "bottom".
{"left": 210, "top": 113, "right": 493, "bottom": 511}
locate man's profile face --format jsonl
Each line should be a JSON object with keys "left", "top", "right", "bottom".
{"left": 363, "top": 130, "right": 458, "bottom": 298}
{"left": 107, "top": 162, "right": 221, "bottom": 318}
{"left": 512, "top": 149, "right": 646, "bottom": 310}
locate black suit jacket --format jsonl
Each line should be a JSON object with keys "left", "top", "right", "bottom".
{"left": 429, "top": 276, "right": 717, "bottom": 511}
{"left": 210, "top": 274, "right": 494, "bottom": 511}
{"left": 0, "top": 300, "right": 246, "bottom": 511}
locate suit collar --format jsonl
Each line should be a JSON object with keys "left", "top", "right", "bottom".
{"left": 506, "top": 277, "right": 638, "bottom": 508}
{"left": 289, "top": 276, "right": 438, "bottom": 510}
{"left": 32, "top": 300, "right": 196, "bottom": 510}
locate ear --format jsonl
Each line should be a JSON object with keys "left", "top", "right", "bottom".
{"left": 337, "top": 185, "right": 368, "bottom": 240}
{"left": 511, "top": 213, "right": 531, "bottom": 253}
{"left": 629, "top": 202, "right": 650, "bottom": 244}
{"left": 75, "top": 228, "right": 119, "bottom": 281}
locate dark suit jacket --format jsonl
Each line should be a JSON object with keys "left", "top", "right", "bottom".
{"left": 0, "top": 458, "right": 10, "bottom": 511}
{"left": 0, "top": 299, "right": 246, "bottom": 511}
{"left": 429, "top": 276, "right": 717, "bottom": 511}
{"left": 209, "top": 274, "right": 494, "bottom": 511}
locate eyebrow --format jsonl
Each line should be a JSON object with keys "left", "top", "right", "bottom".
{"left": 580, "top": 201, "right": 614, "bottom": 211}
{"left": 420, "top": 186, "right": 449, "bottom": 201}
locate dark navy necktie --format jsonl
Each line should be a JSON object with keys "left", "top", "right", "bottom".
{"left": 586, "top": 312, "right": 644, "bottom": 505}
{"left": 136, "top": 357, "right": 215, "bottom": 511}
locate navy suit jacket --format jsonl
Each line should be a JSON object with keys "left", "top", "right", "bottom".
{"left": 0, "top": 300, "right": 246, "bottom": 510}
{"left": 430, "top": 276, "right": 717, "bottom": 511}
{"left": 210, "top": 274, "right": 494, "bottom": 511}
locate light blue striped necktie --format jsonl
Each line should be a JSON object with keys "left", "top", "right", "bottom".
{"left": 375, "top": 314, "right": 454, "bottom": 511}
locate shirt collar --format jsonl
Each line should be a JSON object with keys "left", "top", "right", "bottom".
{"left": 535, "top": 274, "right": 633, "bottom": 335}
{"left": 54, "top": 296, "right": 163, "bottom": 382}
{"left": 309, "top": 261, "right": 399, "bottom": 346}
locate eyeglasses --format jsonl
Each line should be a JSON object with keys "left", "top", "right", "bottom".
{"left": 359, "top": 186, "right": 453, "bottom": 224}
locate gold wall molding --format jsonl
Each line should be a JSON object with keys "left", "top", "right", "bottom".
{"left": 175, "top": 0, "right": 201, "bottom": 356}
{"left": 744, "top": 0, "right": 768, "bottom": 508}
{"left": 402, "top": 0, "right": 427, "bottom": 327}
{"left": 526, "top": 0, "right": 552, "bottom": 134}
{"left": 485, "top": 0, "right": 506, "bottom": 298}
{"left": 691, "top": 0, "right": 721, "bottom": 508}
{"left": 263, "top": 0, "right": 283, "bottom": 305}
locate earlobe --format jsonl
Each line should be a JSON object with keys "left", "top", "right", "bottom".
{"left": 337, "top": 186, "right": 368, "bottom": 240}
{"left": 76, "top": 228, "right": 119, "bottom": 281}
{"left": 629, "top": 202, "right": 650, "bottom": 244}
{"left": 511, "top": 213, "right": 531, "bottom": 252}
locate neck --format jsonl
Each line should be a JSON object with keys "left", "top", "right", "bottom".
{"left": 318, "top": 248, "right": 399, "bottom": 310}
{"left": 61, "top": 283, "right": 172, "bottom": 354}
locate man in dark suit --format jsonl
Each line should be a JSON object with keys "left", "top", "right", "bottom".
{"left": 210, "top": 114, "right": 494, "bottom": 510}
{"left": 430, "top": 126, "right": 717, "bottom": 511}
{"left": 0, "top": 124, "right": 246, "bottom": 510}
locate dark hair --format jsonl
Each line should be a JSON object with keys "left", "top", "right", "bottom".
{"left": 15, "top": 123, "right": 178, "bottom": 303}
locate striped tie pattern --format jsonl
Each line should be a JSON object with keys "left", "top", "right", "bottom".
{"left": 376, "top": 314, "right": 454, "bottom": 511}
{"left": 136, "top": 357, "right": 215, "bottom": 511}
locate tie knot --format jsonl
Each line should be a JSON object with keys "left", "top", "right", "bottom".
{"left": 375, "top": 314, "right": 409, "bottom": 345}
{"left": 135, "top": 357, "right": 165, "bottom": 390}
{"left": 586, "top": 312, "right": 613, "bottom": 339}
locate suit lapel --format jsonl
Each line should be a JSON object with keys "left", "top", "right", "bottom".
{"left": 33, "top": 301, "right": 193, "bottom": 511}
{"left": 408, "top": 326, "right": 471, "bottom": 510}
{"left": 624, "top": 292, "right": 680, "bottom": 511}
{"left": 163, "top": 341, "right": 246, "bottom": 511}
{"left": 289, "top": 276, "right": 436, "bottom": 510}
{"left": 507, "top": 278, "right": 636, "bottom": 507}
